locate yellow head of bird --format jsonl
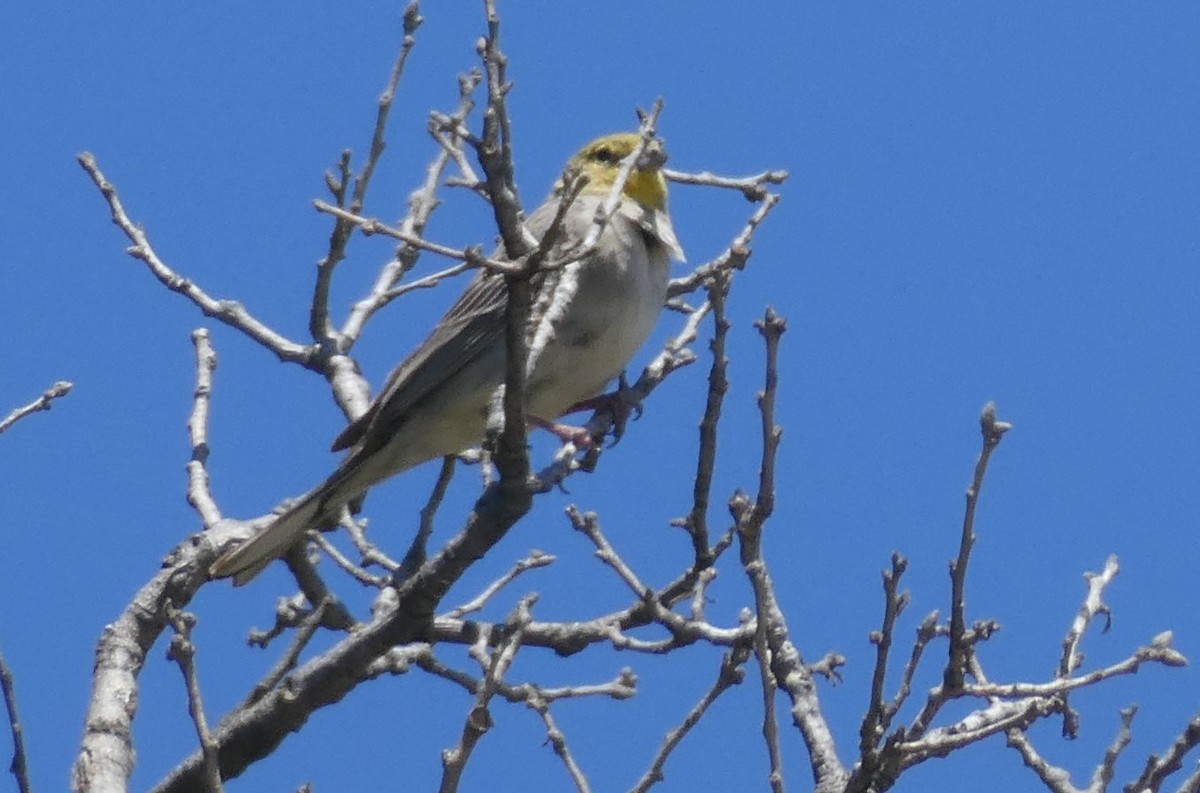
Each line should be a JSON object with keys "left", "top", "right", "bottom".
{"left": 565, "top": 133, "right": 670, "bottom": 211}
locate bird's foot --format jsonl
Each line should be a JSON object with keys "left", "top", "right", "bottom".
{"left": 560, "top": 375, "right": 643, "bottom": 445}
{"left": 529, "top": 415, "right": 597, "bottom": 449}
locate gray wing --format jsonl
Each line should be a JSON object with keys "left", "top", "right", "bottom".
{"left": 331, "top": 196, "right": 567, "bottom": 453}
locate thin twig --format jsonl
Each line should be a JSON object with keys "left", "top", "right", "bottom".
{"left": 963, "top": 640, "right": 1185, "bottom": 698}
{"left": 945, "top": 402, "right": 1012, "bottom": 690}
{"left": 77, "top": 153, "right": 309, "bottom": 364}
{"left": 676, "top": 271, "right": 731, "bottom": 569}
{"left": 631, "top": 646, "right": 751, "bottom": 793}
{"left": 394, "top": 455, "right": 459, "bottom": 582}
{"left": 240, "top": 599, "right": 332, "bottom": 709}
{"left": 475, "top": 0, "right": 529, "bottom": 257}
{"left": 1057, "top": 554, "right": 1119, "bottom": 738}
{"left": 0, "top": 380, "right": 72, "bottom": 435}
{"left": 743, "top": 308, "right": 788, "bottom": 793}
{"left": 311, "top": 1, "right": 424, "bottom": 340}
{"left": 1005, "top": 728, "right": 1078, "bottom": 793}
{"left": 341, "top": 69, "right": 482, "bottom": 343}
{"left": 412, "top": 649, "right": 637, "bottom": 707}
{"left": 663, "top": 167, "right": 789, "bottom": 202}
{"left": 858, "top": 554, "right": 910, "bottom": 772}
{"left": 439, "top": 595, "right": 536, "bottom": 793}
{"left": 310, "top": 532, "right": 390, "bottom": 588}
{"left": 668, "top": 193, "right": 782, "bottom": 299}
{"left": 342, "top": 514, "right": 402, "bottom": 575}
{"left": 568, "top": 507, "right": 749, "bottom": 650}
{"left": 752, "top": 591, "right": 785, "bottom": 793}
{"left": 381, "top": 260, "right": 478, "bottom": 301}
{"left": 525, "top": 693, "right": 591, "bottom": 793}
{"left": 0, "top": 645, "right": 33, "bottom": 793}
{"left": 1090, "top": 705, "right": 1136, "bottom": 793}
{"left": 888, "top": 611, "right": 942, "bottom": 733}
{"left": 313, "top": 201, "right": 520, "bottom": 274}
{"left": 165, "top": 608, "right": 223, "bottom": 792}
{"left": 733, "top": 307, "right": 846, "bottom": 791}
{"left": 445, "top": 551, "right": 555, "bottom": 619}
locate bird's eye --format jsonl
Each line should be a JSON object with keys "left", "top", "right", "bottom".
{"left": 592, "top": 147, "right": 619, "bottom": 164}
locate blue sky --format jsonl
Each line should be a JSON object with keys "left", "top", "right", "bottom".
{"left": 3, "top": 3, "right": 1198, "bottom": 792}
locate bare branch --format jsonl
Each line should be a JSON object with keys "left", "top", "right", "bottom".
{"left": 412, "top": 646, "right": 636, "bottom": 707}
{"left": 186, "top": 329, "right": 221, "bottom": 528}
{"left": 674, "top": 271, "right": 732, "bottom": 570}
{"left": 1006, "top": 726, "right": 1080, "bottom": 793}
{"left": 76, "top": 153, "right": 309, "bottom": 364}
{"left": 733, "top": 307, "right": 846, "bottom": 791}
{"left": 945, "top": 402, "right": 1012, "bottom": 690}
{"left": 394, "top": 455, "right": 459, "bottom": 581}
{"left": 891, "top": 611, "right": 942, "bottom": 725}
{"left": 752, "top": 585, "right": 786, "bottom": 793}
{"left": 310, "top": 532, "right": 390, "bottom": 588}
{"left": 689, "top": 567, "right": 719, "bottom": 622}
{"left": 150, "top": 451, "right": 559, "bottom": 790}
{"left": 311, "top": 1, "right": 425, "bottom": 341}
{"left": 0, "top": 645, "right": 33, "bottom": 793}
{"left": 1091, "top": 705, "right": 1136, "bottom": 793}
{"left": 439, "top": 595, "right": 536, "bottom": 793}
{"left": 240, "top": 599, "right": 331, "bottom": 710}
{"left": 668, "top": 192, "right": 782, "bottom": 298}
{"left": 445, "top": 551, "right": 555, "bottom": 619}
{"left": 244, "top": 552, "right": 356, "bottom": 651}
{"left": 663, "top": 166, "right": 789, "bottom": 202}
{"left": 964, "top": 639, "right": 1186, "bottom": 699}
{"left": 1126, "top": 711, "right": 1200, "bottom": 793}
{"left": 165, "top": 608, "right": 223, "bottom": 793}
{"left": 900, "top": 698, "right": 1056, "bottom": 767}
{"left": 631, "top": 646, "right": 751, "bottom": 793}
{"left": 381, "top": 260, "right": 478, "bottom": 301}
{"left": 342, "top": 513, "right": 402, "bottom": 577}
{"left": 341, "top": 69, "right": 482, "bottom": 343}
{"left": 739, "top": 309, "right": 787, "bottom": 793}
{"left": 1058, "top": 554, "right": 1120, "bottom": 737}
{"left": 0, "top": 380, "right": 73, "bottom": 435}
{"left": 525, "top": 692, "right": 592, "bottom": 793}
{"left": 567, "top": 507, "right": 750, "bottom": 651}
{"left": 475, "top": 0, "right": 530, "bottom": 257}
{"left": 1178, "top": 763, "right": 1200, "bottom": 793}
{"left": 858, "top": 553, "right": 911, "bottom": 776}
{"left": 75, "top": 516, "right": 256, "bottom": 792}
{"left": 312, "top": 201, "right": 520, "bottom": 275}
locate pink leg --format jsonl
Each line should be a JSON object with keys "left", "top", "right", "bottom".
{"left": 529, "top": 415, "right": 595, "bottom": 448}
{"left": 556, "top": 375, "right": 643, "bottom": 444}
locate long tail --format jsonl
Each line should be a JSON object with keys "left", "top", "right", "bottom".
{"left": 209, "top": 489, "right": 328, "bottom": 586}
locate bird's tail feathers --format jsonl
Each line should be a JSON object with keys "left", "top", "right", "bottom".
{"left": 209, "top": 490, "right": 327, "bottom": 586}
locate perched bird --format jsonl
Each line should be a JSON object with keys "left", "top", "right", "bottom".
{"left": 210, "top": 132, "right": 684, "bottom": 585}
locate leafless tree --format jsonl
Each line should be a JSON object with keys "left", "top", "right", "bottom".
{"left": 5, "top": 3, "right": 1187, "bottom": 793}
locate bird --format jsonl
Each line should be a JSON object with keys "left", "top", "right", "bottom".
{"left": 209, "top": 132, "right": 684, "bottom": 585}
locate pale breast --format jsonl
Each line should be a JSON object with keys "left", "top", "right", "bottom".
{"left": 525, "top": 214, "right": 671, "bottom": 419}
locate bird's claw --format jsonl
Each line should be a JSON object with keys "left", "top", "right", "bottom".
{"left": 560, "top": 379, "right": 643, "bottom": 447}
